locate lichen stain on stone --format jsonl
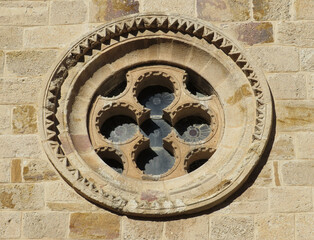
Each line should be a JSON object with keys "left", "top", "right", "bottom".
{"left": 227, "top": 84, "right": 251, "bottom": 105}
{"left": 12, "top": 105, "right": 37, "bottom": 134}
{"left": 253, "top": 0, "right": 269, "bottom": 20}
{"left": 0, "top": 192, "right": 15, "bottom": 209}
{"left": 237, "top": 22, "right": 273, "bottom": 45}
{"left": 194, "top": 180, "right": 231, "bottom": 200}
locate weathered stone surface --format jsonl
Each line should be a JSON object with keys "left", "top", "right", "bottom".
{"left": 249, "top": 46, "right": 299, "bottom": 72}
{"left": 270, "top": 188, "right": 312, "bottom": 212}
{"left": 24, "top": 25, "right": 88, "bottom": 48}
{"left": 0, "top": 105, "right": 11, "bottom": 135}
{"left": 253, "top": 0, "right": 291, "bottom": 20}
{"left": 5, "top": 50, "right": 57, "bottom": 77}
{"left": 0, "top": 2, "right": 48, "bottom": 26}
{"left": 11, "top": 159, "right": 22, "bottom": 183}
{"left": 0, "top": 27, "right": 23, "bottom": 50}
{"left": 141, "top": 0, "right": 195, "bottom": 16}
{"left": 255, "top": 214, "right": 294, "bottom": 240}
{"left": 223, "top": 201, "right": 269, "bottom": 214}
{"left": 210, "top": 216, "right": 254, "bottom": 240}
{"left": 281, "top": 161, "right": 314, "bottom": 186}
{"left": 165, "top": 215, "right": 208, "bottom": 240}
{"left": 0, "top": 160, "right": 10, "bottom": 182}
{"left": 301, "top": 48, "right": 314, "bottom": 71}
{"left": 269, "top": 133, "right": 295, "bottom": 160}
{"left": 0, "top": 184, "right": 44, "bottom": 210}
{"left": 308, "top": 74, "right": 314, "bottom": 99}
{"left": 0, "top": 51, "right": 4, "bottom": 75}
{"left": 295, "top": 132, "right": 314, "bottom": 159}
{"left": 276, "top": 101, "right": 314, "bottom": 132}
{"left": 50, "top": 0, "right": 87, "bottom": 25}
{"left": 277, "top": 22, "right": 314, "bottom": 47}
{"left": 90, "top": 0, "right": 139, "bottom": 22}
{"left": 45, "top": 181, "right": 82, "bottom": 202}
{"left": 122, "top": 217, "right": 163, "bottom": 240}
{"left": 268, "top": 73, "right": 307, "bottom": 100}
{"left": 253, "top": 161, "right": 273, "bottom": 187}
{"left": 47, "top": 202, "right": 97, "bottom": 211}
{"left": 0, "top": 77, "right": 42, "bottom": 104}
{"left": 70, "top": 212, "right": 120, "bottom": 239}
{"left": 295, "top": 0, "right": 314, "bottom": 20}
{"left": 23, "top": 159, "right": 58, "bottom": 182}
{"left": 235, "top": 187, "right": 268, "bottom": 202}
{"left": 296, "top": 214, "right": 314, "bottom": 240}
{"left": 0, "top": 135, "right": 41, "bottom": 158}
{"left": 197, "top": 0, "right": 250, "bottom": 21}
{"left": 23, "top": 212, "right": 68, "bottom": 239}
{"left": 12, "top": 105, "right": 37, "bottom": 134}
{"left": 0, "top": 212, "right": 21, "bottom": 239}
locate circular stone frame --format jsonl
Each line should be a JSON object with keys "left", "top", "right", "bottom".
{"left": 40, "top": 14, "right": 272, "bottom": 217}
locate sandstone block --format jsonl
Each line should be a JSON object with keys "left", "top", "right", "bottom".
{"left": 235, "top": 187, "right": 268, "bottom": 202}
{"left": 254, "top": 161, "right": 273, "bottom": 187}
{"left": 223, "top": 201, "right": 269, "bottom": 214}
{"left": 255, "top": 214, "right": 294, "bottom": 240}
{"left": 253, "top": 0, "right": 291, "bottom": 21}
{"left": 5, "top": 50, "right": 57, "bottom": 77}
{"left": 249, "top": 46, "right": 299, "bottom": 72}
{"left": 70, "top": 212, "right": 120, "bottom": 239}
{"left": 0, "top": 184, "right": 44, "bottom": 210}
{"left": 90, "top": 0, "right": 139, "bottom": 22}
{"left": 301, "top": 48, "right": 314, "bottom": 71}
{"left": 165, "top": 215, "right": 208, "bottom": 240}
{"left": 0, "top": 51, "right": 4, "bottom": 75}
{"left": 210, "top": 215, "right": 254, "bottom": 240}
{"left": 47, "top": 201, "right": 97, "bottom": 211}
{"left": 0, "top": 105, "right": 11, "bottom": 135}
{"left": 45, "top": 181, "right": 82, "bottom": 202}
{"left": 0, "top": 27, "right": 23, "bottom": 50}
{"left": 295, "top": 132, "right": 314, "bottom": 159}
{"left": 0, "top": 135, "right": 41, "bottom": 158}
{"left": 295, "top": 0, "right": 314, "bottom": 20}
{"left": 270, "top": 187, "right": 312, "bottom": 213}
{"left": 308, "top": 74, "right": 314, "bottom": 99}
{"left": 0, "top": 212, "right": 21, "bottom": 239}
{"left": 269, "top": 133, "right": 295, "bottom": 160}
{"left": 0, "top": 160, "right": 10, "bottom": 183}
{"left": 281, "top": 161, "right": 314, "bottom": 186}
{"left": 141, "top": 0, "right": 195, "bottom": 16}
{"left": 0, "top": 77, "right": 42, "bottom": 104}
{"left": 276, "top": 101, "right": 314, "bottom": 132}
{"left": 12, "top": 105, "right": 37, "bottom": 134}
{"left": 268, "top": 73, "right": 306, "bottom": 100}
{"left": 11, "top": 159, "right": 22, "bottom": 183}
{"left": 23, "top": 212, "right": 68, "bottom": 239}
{"left": 0, "top": 1, "right": 48, "bottom": 26}
{"left": 197, "top": 0, "right": 250, "bottom": 22}
{"left": 50, "top": 0, "right": 87, "bottom": 25}
{"left": 296, "top": 214, "right": 314, "bottom": 240}
{"left": 23, "top": 159, "right": 58, "bottom": 182}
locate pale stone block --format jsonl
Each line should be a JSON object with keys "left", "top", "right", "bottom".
{"left": 0, "top": 160, "right": 10, "bottom": 182}
{"left": 270, "top": 188, "right": 312, "bottom": 213}
{"left": 50, "top": 0, "right": 87, "bottom": 25}
{"left": 45, "top": 181, "right": 83, "bottom": 202}
{"left": 70, "top": 212, "right": 120, "bottom": 239}
{"left": 0, "top": 212, "right": 21, "bottom": 239}
{"left": 0, "top": 184, "right": 44, "bottom": 210}
{"left": 141, "top": 0, "right": 195, "bottom": 16}
{"left": 254, "top": 161, "right": 273, "bottom": 187}
{"left": 224, "top": 201, "right": 269, "bottom": 214}
{"left": 255, "top": 214, "right": 294, "bottom": 240}
{"left": 296, "top": 214, "right": 314, "bottom": 240}
{"left": 12, "top": 105, "right": 37, "bottom": 134}
{"left": 47, "top": 201, "right": 98, "bottom": 211}
{"left": 210, "top": 216, "right": 254, "bottom": 240}
{"left": 295, "top": 132, "right": 314, "bottom": 159}
{"left": 0, "top": 135, "right": 41, "bottom": 158}
{"left": 122, "top": 216, "right": 163, "bottom": 240}
{"left": 0, "top": 1, "right": 48, "bottom": 26}
{"left": 277, "top": 22, "right": 314, "bottom": 48}
{"left": 295, "top": 0, "right": 314, "bottom": 20}
{"left": 253, "top": 0, "right": 291, "bottom": 20}
{"left": 0, "top": 27, "right": 23, "bottom": 50}
{"left": 0, "top": 105, "right": 11, "bottom": 135}
{"left": 23, "top": 212, "right": 68, "bottom": 239}
{"left": 23, "top": 159, "right": 58, "bottom": 182}
{"left": 268, "top": 73, "right": 307, "bottom": 100}
{"left": 0, "top": 77, "right": 42, "bottom": 104}
{"left": 235, "top": 187, "right": 268, "bottom": 202}
{"left": 269, "top": 133, "right": 295, "bottom": 160}
{"left": 276, "top": 101, "right": 314, "bottom": 132}
{"left": 308, "top": 74, "right": 314, "bottom": 99}
{"left": 301, "top": 48, "right": 314, "bottom": 71}
{"left": 90, "top": 0, "right": 139, "bottom": 22}
{"left": 281, "top": 161, "right": 314, "bottom": 186}
{"left": 5, "top": 50, "right": 58, "bottom": 77}
{"left": 24, "top": 25, "right": 88, "bottom": 48}
{"left": 165, "top": 215, "right": 208, "bottom": 240}
{"left": 0, "top": 51, "right": 4, "bottom": 75}
{"left": 197, "top": 0, "right": 250, "bottom": 22}
{"left": 249, "top": 46, "right": 299, "bottom": 72}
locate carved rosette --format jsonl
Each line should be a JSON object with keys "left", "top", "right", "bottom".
{"left": 40, "top": 14, "right": 272, "bottom": 216}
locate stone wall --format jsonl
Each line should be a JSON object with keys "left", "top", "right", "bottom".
{"left": 0, "top": 0, "right": 313, "bottom": 239}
